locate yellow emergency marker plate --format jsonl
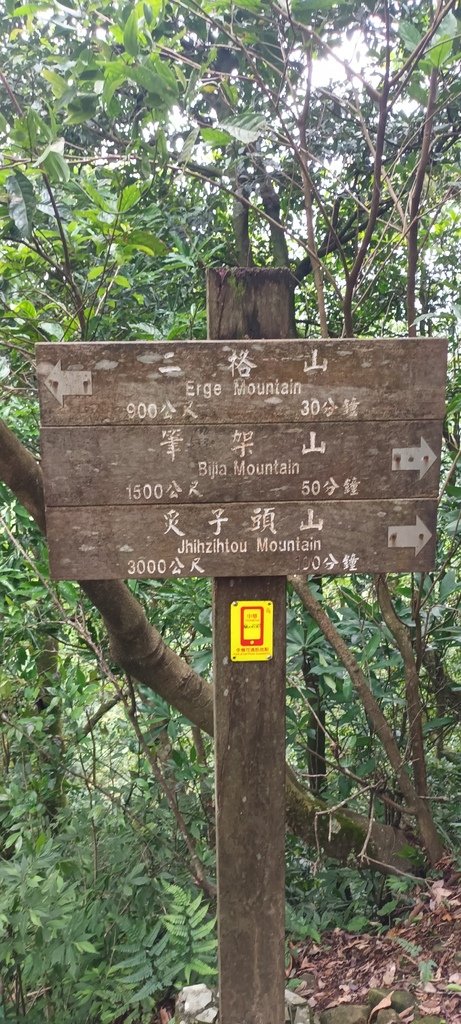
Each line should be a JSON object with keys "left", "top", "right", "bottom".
{"left": 230, "top": 601, "right": 274, "bottom": 661}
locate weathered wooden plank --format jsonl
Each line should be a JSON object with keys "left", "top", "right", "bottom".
{"left": 213, "top": 575, "right": 286, "bottom": 1024}
{"left": 45, "top": 498, "right": 437, "bottom": 579}
{"left": 207, "top": 266, "right": 296, "bottom": 338}
{"left": 40, "top": 420, "right": 442, "bottom": 507}
{"left": 35, "top": 337, "right": 447, "bottom": 426}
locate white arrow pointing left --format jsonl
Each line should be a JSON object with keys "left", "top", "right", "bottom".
{"left": 43, "top": 361, "right": 93, "bottom": 406}
{"left": 388, "top": 515, "right": 432, "bottom": 555}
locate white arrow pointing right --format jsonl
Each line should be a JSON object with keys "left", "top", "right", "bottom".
{"left": 388, "top": 515, "right": 432, "bottom": 555}
{"left": 391, "top": 436, "right": 437, "bottom": 479}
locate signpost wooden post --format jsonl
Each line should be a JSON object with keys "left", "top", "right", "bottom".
{"left": 207, "top": 268, "right": 290, "bottom": 1024}
{"left": 35, "top": 271, "right": 447, "bottom": 1024}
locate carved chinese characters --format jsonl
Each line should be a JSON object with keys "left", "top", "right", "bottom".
{"left": 36, "top": 338, "right": 447, "bottom": 579}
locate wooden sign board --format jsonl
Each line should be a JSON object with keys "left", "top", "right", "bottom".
{"left": 35, "top": 338, "right": 447, "bottom": 580}
{"left": 36, "top": 338, "right": 446, "bottom": 425}
{"left": 39, "top": 420, "right": 442, "bottom": 507}
{"left": 44, "top": 499, "right": 437, "bottom": 579}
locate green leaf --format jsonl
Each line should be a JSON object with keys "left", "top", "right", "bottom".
{"left": 34, "top": 138, "right": 70, "bottom": 183}
{"left": 188, "top": 892, "right": 204, "bottom": 916}
{"left": 42, "top": 68, "right": 68, "bottom": 98}
{"left": 189, "top": 959, "right": 217, "bottom": 976}
{"left": 80, "top": 181, "right": 113, "bottom": 212}
{"left": 220, "top": 112, "right": 266, "bottom": 144}
{"left": 426, "top": 12, "right": 458, "bottom": 67}
{"left": 144, "top": 0, "right": 163, "bottom": 19}
{"left": 303, "top": 922, "right": 321, "bottom": 944}
{"left": 226, "top": 0, "right": 261, "bottom": 9}
{"left": 439, "top": 10, "right": 458, "bottom": 36}
{"left": 178, "top": 127, "right": 199, "bottom": 164}
{"left": 74, "top": 940, "right": 98, "bottom": 953}
{"left": 131, "top": 975, "right": 159, "bottom": 1001}
{"left": 192, "top": 917, "right": 216, "bottom": 939}
{"left": 287, "top": 621, "right": 305, "bottom": 647}
{"left": 127, "top": 64, "right": 162, "bottom": 95}
{"left": 191, "top": 651, "right": 212, "bottom": 674}
{"left": 34, "top": 136, "right": 64, "bottom": 164}
{"left": 440, "top": 569, "right": 460, "bottom": 600}
{"left": 399, "top": 21, "right": 422, "bottom": 51}
{"left": 39, "top": 321, "right": 65, "bottom": 339}
{"left": 6, "top": 171, "right": 36, "bottom": 237}
{"left": 44, "top": 151, "right": 71, "bottom": 183}
{"left": 34, "top": 834, "right": 48, "bottom": 855}
{"left": 123, "top": 229, "right": 166, "bottom": 255}
{"left": 4, "top": 831, "right": 21, "bottom": 849}
{"left": 362, "top": 632, "right": 381, "bottom": 660}
{"left": 103, "top": 71, "right": 127, "bottom": 107}
{"left": 200, "top": 127, "right": 231, "bottom": 146}
{"left": 422, "top": 715, "right": 455, "bottom": 734}
{"left": 120, "top": 183, "right": 143, "bottom": 211}
{"left": 65, "top": 93, "right": 99, "bottom": 124}
{"left": 427, "top": 37, "right": 452, "bottom": 68}
{"left": 407, "top": 79, "right": 429, "bottom": 105}
{"left": 123, "top": 10, "right": 139, "bottom": 57}
{"left": 153, "top": 61, "right": 178, "bottom": 103}
{"left": 346, "top": 915, "right": 369, "bottom": 933}
{"left": 376, "top": 900, "right": 397, "bottom": 916}
{"left": 419, "top": 959, "right": 436, "bottom": 984}
{"left": 190, "top": 902, "right": 210, "bottom": 928}
{"left": 87, "top": 266, "right": 105, "bottom": 281}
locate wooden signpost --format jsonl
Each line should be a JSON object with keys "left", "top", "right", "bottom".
{"left": 207, "top": 268, "right": 289, "bottom": 1024}
{"left": 36, "top": 267, "right": 447, "bottom": 1024}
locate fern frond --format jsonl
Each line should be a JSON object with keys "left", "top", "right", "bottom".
{"left": 130, "top": 975, "right": 160, "bottom": 1002}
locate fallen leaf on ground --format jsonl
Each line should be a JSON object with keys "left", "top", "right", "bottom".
{"left": 383, "top": 962, "right": 396, "bottom": 985}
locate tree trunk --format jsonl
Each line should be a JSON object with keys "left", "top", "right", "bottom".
{"left": 376, "top": 576, "right": 428, "bottom": 798}
{"left": 36, "top": 636, "right": 66, "bottom": 819}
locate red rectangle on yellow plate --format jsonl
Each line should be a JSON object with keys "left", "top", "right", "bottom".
{"left": 230, "top": 601, "right": 273, "bottom": 661}
{"left": 240, "top": 606, "right": 264, "bottom": 646}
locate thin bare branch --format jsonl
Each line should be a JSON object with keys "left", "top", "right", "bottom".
{"left": 407, "top": 69, "right": 439, "bottom": 335}
{"left": 342, "top": 10, "right": 391, "bottom": 336}
{"left": 81, "top": 696, "right": 123, "bottom": 737}
{"left": 298, "top": 52, "right": 329, "bottom": 336}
